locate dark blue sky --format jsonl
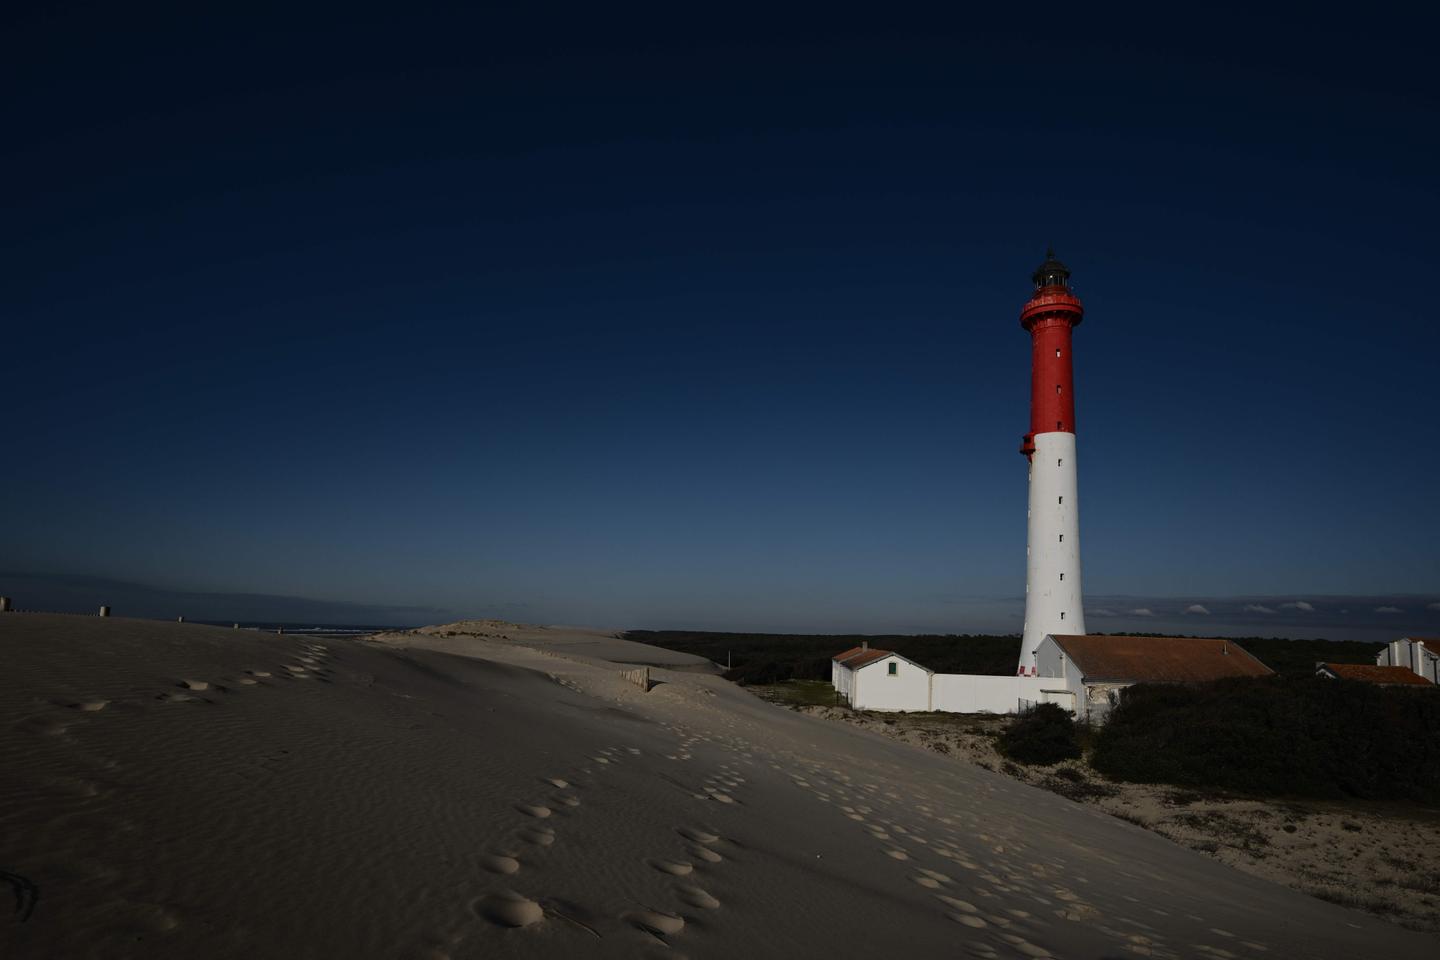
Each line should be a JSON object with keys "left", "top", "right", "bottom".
{"left": 5, "top": 5, "right": 1438, "bottom": 637}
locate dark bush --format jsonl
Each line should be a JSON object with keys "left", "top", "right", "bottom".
{"left": 1092, "top": 677, "right": 1440, "bottom": 802}
{"left": 999, "top": 703, "right": 1082, "bottom": 765}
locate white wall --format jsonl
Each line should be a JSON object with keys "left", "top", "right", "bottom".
{"left": 931, "top": 674, "right": 1068, "bottom": 714}
{"left": 1020, "top": 432, "right": 1085, "bottom": 673}
{"left": 853, "top": 656, "right": 931, "bottom": 712}
{"left": 1034, "top": 635, "right": 1068, "bottom": 679}
{"left": 833, "top": 662, "right": 854, "bottom": 703}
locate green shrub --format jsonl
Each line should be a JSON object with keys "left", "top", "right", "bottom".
{"left": 999, "top": 703, "right": 1082, "bottom": 765}
{"left": 1092, "top": 677, "right": 1440, "bottom": 802}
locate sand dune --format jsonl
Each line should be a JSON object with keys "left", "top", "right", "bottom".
{"left": 2, "top": 615, "right": 1435, "bottom": 959}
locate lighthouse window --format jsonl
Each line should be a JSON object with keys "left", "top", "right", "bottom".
{"left": 1058, "top": 534, "right": 1064, "bottom": 542}
{"left": 1058, "top": 496, "right": 1063, "bottom": 504}
{"left": 1056, "top": 349, "right": 1062, "bottom": 358}
{"left": 1059, "top": 573, "right": 1064, "bottom": 580}
{"left": 1056, "top": 385, "right": 1062, "bottom": 395}
{"left": 1060, "top": 612, "right": 1066, "bottom": 620}
{"left": 1056, "top": 420, "right": 1062, "bottom": 430}
{"left": 1057, "top": 458, "right": 1063, "bottom": 467}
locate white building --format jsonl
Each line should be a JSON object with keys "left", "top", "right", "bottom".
{"left": 1033, "top": 634, "right": 1273, "bottom": 721}
{"left": 833, "top": 634, "right": 1274, "bottom": 719}
{"left": 831, "top": 644, "right": 1062, "bottom": 714}
{"left": 831, "top": 646, "right": 934, "bottom": 712}
{"left": 1375, "top": 637, "right": 1440, "bottom": 684}
{"left": 1316, "top": 662, "right": 1434, "bottom": 686}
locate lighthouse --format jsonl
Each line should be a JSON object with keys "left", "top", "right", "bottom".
{"left": 1018, "top": 249, "right": 1086, "bottom": 675}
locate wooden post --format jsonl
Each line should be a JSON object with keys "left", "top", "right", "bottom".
{"left": 0, "top": 597, "right": 11, "bottom": 613}
{"left": 98, "top": 606, "right": 110, "bottom": 617}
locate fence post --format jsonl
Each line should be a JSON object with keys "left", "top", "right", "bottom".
{"left": 98, "top": 606, "right": 110, "bottom": 617}
{"left": 0, "top": 597, "right": 10, "bottom": 613}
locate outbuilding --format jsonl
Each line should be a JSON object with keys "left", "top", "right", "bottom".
{"left": 1375, "top": 638, "right": 1440, "bottom": 685}
{"left": 831, "top": 646, "right": 933, "bottom": 712}
{"left": 1033, "top": 634, "right": 1273, "bottom": 721}
{"left": 1316, "top": 662, "right": 1435, "bottom": 686}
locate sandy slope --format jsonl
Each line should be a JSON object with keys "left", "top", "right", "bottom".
{"left": 793, "top": 706, "right": 1440, "bottom": 932}
{"left": 2, "top": 615, "right": 1435, "bottom": 959}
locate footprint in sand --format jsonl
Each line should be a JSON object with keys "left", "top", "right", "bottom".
{"left": 552, "top": 794, "right": 580, "bottom": 807}
{"left": 937, "top": 895, "right": 978, "bottom": 913}
{"left": 519, "top": 827, "right": 556, "bottom": 846}
{"left": 687, "top": 845, "right": 723, "bottom": 863}
{"left": 15, "top": 715, "right": 70, "bottom": 736}
{"left": 674, "top": 885, "right": 720, "bottom": 909}
{"left": 247, "top": 670, "right": 272, "bottom": 678}
{"left": 627, "top": 910, "right": 684, "bottom": 936}
{"left": 72, "top": 701, "right": 109, "bottom": 712}
{"left": 885, "top": 848, "right": 910, "bottom": 861}
{"left": 474, "top": 892, "right": 544, "bottom": 928}
{"left": 544, "top": 778, "right": 569, "bottom": 789}
{"left": 516, "top": 803, "right": 552, "bottom": 818}
{"left": 677, "top": 827, "right": 719, "bottom": 845}
{"left": 178, "top": 679, "right": 210, "bottom": 691}
{"left": 481, "top": 855, "right": 520, "bottom": 875}
{"left": 647, "top": 859, "right": 694, "bottom": 877}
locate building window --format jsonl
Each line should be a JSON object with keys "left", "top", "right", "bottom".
{"left": 887, "top": 662, "right": 897, "bottom": 676}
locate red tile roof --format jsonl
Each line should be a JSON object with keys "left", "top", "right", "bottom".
{"left": 1319, "top": 663, "right": 1434, "bottom": 686}
{"left": 833, "top": 647, "right": 895, "bottom": 670}
{"left": 1049, "top": 635, "right": 1273, "bottom": 683}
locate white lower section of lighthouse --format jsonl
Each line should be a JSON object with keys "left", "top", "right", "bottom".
{"left": 1020, "top": 431, "right": 1084, "bottom": 675}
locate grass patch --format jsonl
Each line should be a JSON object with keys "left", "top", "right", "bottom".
{"left": 746, "top": 680, "right": 843, "bottom": 708}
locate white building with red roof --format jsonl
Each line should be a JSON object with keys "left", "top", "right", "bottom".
{"left": 1375, "top": 637, "right": 1440, "bottom": 684}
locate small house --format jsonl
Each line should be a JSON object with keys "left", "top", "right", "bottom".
{"left": 831, "top": 645, "right": 934, "bottom": 711}
{"left": 1033, "top": 634, "right": 1273, "bottom": 721}
{"left": 1375, "top": 638, "right": 1440, "bottom": 685}
{"left": 1316, "top": 662, "right": 1435, "bottom": 686}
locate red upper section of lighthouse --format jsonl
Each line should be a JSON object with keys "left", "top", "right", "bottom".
{"left": 1019, "top": 250, "right": 1083, "bottom": 459}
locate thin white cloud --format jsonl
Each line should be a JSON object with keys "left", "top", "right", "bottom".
{"left": 1280, "top": 601, "right": 1315, "bottom": 612}
{"left": 1243, "top": 603, "right": 1276, "bottom": 614}
{"left": 1089, "top": 608, "right": 1117, "bottom": 617}
{"left": 1128, "top": 608, "right": 1155, "bottom": 617}
{"left": 1374, "top": 606, "right": 1402, "bottom": 614}
{"left": 1183, "top": 604, "right": 1211, "bottom": 615}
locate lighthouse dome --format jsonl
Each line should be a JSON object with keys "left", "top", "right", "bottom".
{"left": 1031, "top": 248, "right": 1071, "bottom": 289}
